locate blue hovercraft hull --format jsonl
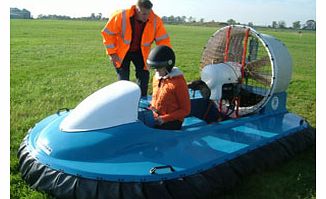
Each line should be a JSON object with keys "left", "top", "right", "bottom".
{"left": 18, "top": 106, "right": 315, "bottom": 199}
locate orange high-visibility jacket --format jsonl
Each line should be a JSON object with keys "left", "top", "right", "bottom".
{"left": 101, "top": 5, "right": 171, "bottom": 69}
{"left": 151, "top": 67, "right": 191, "bottom": 123}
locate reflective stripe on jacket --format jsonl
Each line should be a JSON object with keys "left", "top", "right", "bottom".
{"left": 151, "top": 67, "right": 191, "bottom": 122}
{"left": 101, "top": 5, "right": 171, "bottom": 70}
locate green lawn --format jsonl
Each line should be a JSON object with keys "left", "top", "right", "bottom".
{"left": 10, "top": 19, "right": 315, "bottom": 199}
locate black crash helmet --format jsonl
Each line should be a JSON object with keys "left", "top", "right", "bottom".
{"left": 147, "top": 45, "right": 175, "bottom": 72}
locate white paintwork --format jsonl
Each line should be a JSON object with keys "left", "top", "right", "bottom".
{"left": 201, "top": 62, "right": 241, "bottom": 101}
{"left": 60, "top": 80, "right": 141, "bottom": 132}
{"left": 259, "top": 33, "right": 292, "bottom": 93}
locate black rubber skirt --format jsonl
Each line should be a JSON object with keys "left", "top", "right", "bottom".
{"left": 18, "top": 125, "right": 315, "bottom": 199}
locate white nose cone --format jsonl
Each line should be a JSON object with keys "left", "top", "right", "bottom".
{"left": 60, "top": 80, "right": 141, "bottom": 132}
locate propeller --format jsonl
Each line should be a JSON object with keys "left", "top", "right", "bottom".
{"left": 245, "top": 56, "right": 269, "bottom": 70}
{"left": 246, "top": 70, "right": 272, "bottom": 86}
{"left": 198, "top": 25, "right": 289, "bottom": 116}
{"left": 244, "top": 56, "right": 272, "bottom": 86}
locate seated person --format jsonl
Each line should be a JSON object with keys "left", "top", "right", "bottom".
{"left": 146, "top": 45, "right": 191, "bottom": 130}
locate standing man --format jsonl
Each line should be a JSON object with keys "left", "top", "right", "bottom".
{"left": 101, "top": 0, "right": 171, "bottom": 97}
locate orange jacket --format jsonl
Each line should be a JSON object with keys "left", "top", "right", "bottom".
{"left": 151, "top": 67, "right": 191, "bottom": 123}
{"left": 101, "top": 5, "right": 171, "bottom": 70}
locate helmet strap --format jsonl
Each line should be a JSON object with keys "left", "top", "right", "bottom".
{"left": 156, "top": 67, "right": 169, "bottom": 78}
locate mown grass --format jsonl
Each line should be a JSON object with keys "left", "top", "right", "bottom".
{"left": 10, "top": 19, "right": 315, "bottom": 199}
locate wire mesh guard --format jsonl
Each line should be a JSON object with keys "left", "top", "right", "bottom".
{"left": 200, "top": 25, "right": 274, "bottom": 116}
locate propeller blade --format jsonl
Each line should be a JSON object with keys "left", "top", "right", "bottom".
{"left": 245, "top": 56, "right": 270, "bottom": 71}
{"left": 247, "top": 71, "right": 272, "bottom": 86}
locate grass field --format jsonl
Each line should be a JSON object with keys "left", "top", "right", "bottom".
{"left": 10, "top": 19, "right": 316, "bottom": 199}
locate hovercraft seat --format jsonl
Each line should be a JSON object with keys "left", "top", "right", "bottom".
{"left": 138, "top": 80, "right": 216, "bottom": 129}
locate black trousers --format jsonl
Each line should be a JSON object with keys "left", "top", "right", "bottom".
{"left": 155, "top": 120, "right": 183, "bottom": 130}
{"left": 116, "top": 51, "right": 149, "bottom": 97}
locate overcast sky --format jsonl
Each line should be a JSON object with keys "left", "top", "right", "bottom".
{"left": 10, "top": 0, "right": 316, "bottom": 26}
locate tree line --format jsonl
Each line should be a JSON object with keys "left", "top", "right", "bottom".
{"left": 34, "top": 12, "right": 316, "bottom": 30}
{"left": 37, "top": 13, "right": 105, "bottom": 21}
{"left": 161, "top": 16, "right": 316, "bottom": 30}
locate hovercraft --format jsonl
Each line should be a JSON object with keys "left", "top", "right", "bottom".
{"left": 18, "top": 26, "right": 315, "bottom": 199}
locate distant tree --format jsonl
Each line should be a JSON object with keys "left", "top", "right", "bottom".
{"left": 200, "top": 18, "right": 204, "bottom": 23}
{"left": 227, "top": 19, "right": 236, "bottom": 25}
{"left": 181, "top": 16, "right": 187, "bottom": 23}
{"left": 304, "top": 19, "right": 316, "bottom": 30}
{"left": 278, "top": 20, "right": 286, "bottom": 28}
{"left": 162, "top": 16, "right": 168, "bottom": 23}
{"left": 37, "top": 14, "right": 70, "bottom": 20}
{"left": 292, "top": 21, "right": 301, "bottom": 30}
{"left": 90, "top": 13, "right": 96, "bottom": 19}
{"left": 272, "top": 21, "right": 278, "bottom": 28}
{"left": 97, "top": 13, "right": 102, "bottom": 20}
{"left": 188, "top": 16, "right": 193, "bottom": 23}
{"left": 168, "top": 15, "right": 175, "bottom": 23}
{"left": 175, "top": 16, "right": 182, "bottom": 23}
{"left": 248, "top": 22, "right": 254, "bottom": 27}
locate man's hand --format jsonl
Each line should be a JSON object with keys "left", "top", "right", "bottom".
{"left": 109, "top": 54, "right": 121, "bottom": 68}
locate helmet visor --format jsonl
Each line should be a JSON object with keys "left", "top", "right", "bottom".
{"left": 146, "top": 59, "right": 169, "bottom": 69}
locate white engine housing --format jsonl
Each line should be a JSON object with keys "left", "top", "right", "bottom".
{"left": 201, "top": 62, "right": 241, "bottom": 101}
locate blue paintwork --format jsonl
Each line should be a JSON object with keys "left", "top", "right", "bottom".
{"left": 25, "top": 92, "right": 308, "bottom": 182}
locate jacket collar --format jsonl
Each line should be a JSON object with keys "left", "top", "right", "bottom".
{"left": 155, "top": 67, "right": 183, "bottom": 79}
